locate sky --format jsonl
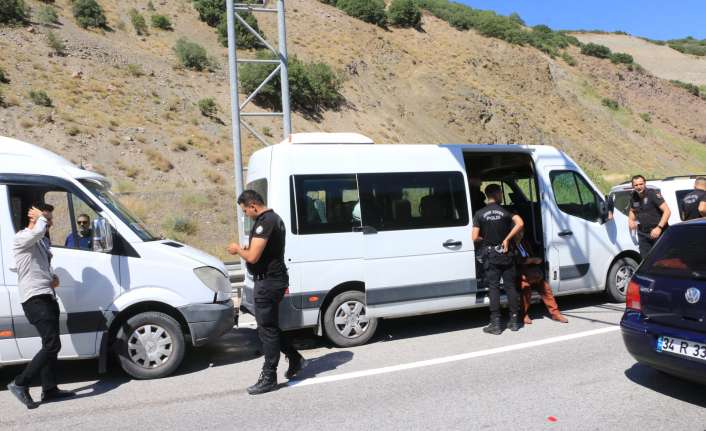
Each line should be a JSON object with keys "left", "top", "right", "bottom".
{"left": 458, "top": 1, "right": 706, "bottom": 40}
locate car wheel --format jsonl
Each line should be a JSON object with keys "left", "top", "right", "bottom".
{"left": 607, "top": 257, "right": 638, "bottom": 302}
{"left": 115, "top": 311, "right": 186, "bottom": 379}
{"left": 323, "top": 291, "right": 378, "bottom": 347}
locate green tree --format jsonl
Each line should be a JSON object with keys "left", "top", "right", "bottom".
{"left": 217, "top": 10, "right": 262, "bottom": 48}
{"left": 388, "top": 0, "right": 421, "bottom": 28}
{"left": 192, "top": 0, "right": 224, "bottom": 27}
{"left": 0, "top": 0, "right": 29, "bottom": 24}
{"left": 72, "top": 0, "right": 107, "bottom": 29}
{"left": 336, "top": 0, "right": 387, "bottom": 27}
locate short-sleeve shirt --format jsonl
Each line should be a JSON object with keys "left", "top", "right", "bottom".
{"left": 246, "top": 209, "right": 286, "bottom": 276}
{"left": 65, "top": 232, "right": 92, "bottom": 250}
{"left": 681, "top": 189, "right": 706, "bottom": 221}
{"left": 630, "top": 189, "right": 666, "bottom": 230}
{"left": 472, "top": 203, "right": 513, "bottom": 246}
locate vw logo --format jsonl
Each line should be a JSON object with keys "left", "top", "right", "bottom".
{"left": 685, "top": 288, "right": 701, "bottom": 304}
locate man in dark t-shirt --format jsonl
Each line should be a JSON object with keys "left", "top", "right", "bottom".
{"left": 681, "top": 177, "right": 706, "bottom": 221}
{"left": 628, "top": 175, "right": 671, "bottom": 258}
{"left": 472, "top": 184, "right": 524, "bottom": 335}
{"left": 227, "top": 190, "right": 304, "bottom": 395}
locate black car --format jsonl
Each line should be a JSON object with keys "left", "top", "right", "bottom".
{"left": 621, "top": 219, "right": 706, "bottom": 384}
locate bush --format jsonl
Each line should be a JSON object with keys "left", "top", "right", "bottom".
{"left": 610, "top": 52, "right": 633, "bottom": 64}
{"left": 336, "top": 0, "right": 386, "bottom": 27}
{"left": 0, "top": 66, "right": 9, "bottom": 83}
{"left": 192, "top": 0, "right": 223, "bottom": 27}
{"left": 561, "top": 52, "right": 577, "bottom": 66}
{"left": 670, "top": 80, "right": 700, "bottom": 97}
{"left": 601, "top": 98, "right": 619, "bottom": 110}
{"left": 147, "top": 0, "right": 155, "bottom": 11}
{"left": 46, "top": 30, "right": 65, "bottom": 55}
{"left": 217, "top": 11, "right": 263, "bottom": 48}
{"left": 197, "top": 97, "right": 217, "bottom": 116}
{"left": 581, "top": 43, "right": 612, "bottom": 59}
{"left": 0, "top": 88, "right": 5, "bottom": 108}
{"left": 72, "top": 0, "right": 107, "bottom": 29}
{"left": 388, "top": 0, "right": 421, "bottom": 28}
{"left": 126, "top": 63, "right": 144, "bottom": 77}
{"left": 0, "top": 0, "right": 29, "bottom": 24}
{"left": 129, "top": 8, "right": 148, "bottom": 35}
{"left": 240, "top": 50, "right": 343, "bottom": 115}
{"left": 171, "top": 217, "right": 197, "bottom": 235}
{"left": 639, "top": 112, "right": 652, "bottom": 123}
{"left": 173, "top": 37, "right": 211, "bottom": 71}
{"left": 29, "top": 89, "right": 52, "bottom": 107}
{"left": 151, "top": 14, "right": 172, "bottom": 30}
{"left": 36, "top": 4, "right": 59, "bottom": 25}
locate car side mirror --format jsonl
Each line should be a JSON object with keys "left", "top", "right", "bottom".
{"left": 92, "top": 218, "right": 114, "bottom": 253}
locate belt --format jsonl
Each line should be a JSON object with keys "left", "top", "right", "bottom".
{"left": 252, "top": 271, "right": 287, "bottom": 281}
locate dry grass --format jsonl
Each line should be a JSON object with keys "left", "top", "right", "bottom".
{"left": 144, "top": 148, "right": 174, "bottom": 172}
{"left": 204, "top": 169, "right": 224, "bottom": 184}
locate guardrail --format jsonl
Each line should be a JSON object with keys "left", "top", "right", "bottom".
{"left": 226, "top": 261, "right": 245, "bottom": 299}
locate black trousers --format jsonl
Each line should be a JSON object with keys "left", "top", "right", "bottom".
{"left": 484, "top": 262, "right": 519, "bottom": 319}
{"left": 15, "top": 294, "right": 61, "bottom": 391}
{"left": 254, "top": 275, "right": 300, "bottom": 374}
{"left": 637, "top": 229, "right": 665, "bottom": 259}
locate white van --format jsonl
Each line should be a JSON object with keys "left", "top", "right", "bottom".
{"left": 239, "top": 133, "right": 640, "bottom": 347}
{"left": 0, "top": 137, "right": 234, "bottom": 379}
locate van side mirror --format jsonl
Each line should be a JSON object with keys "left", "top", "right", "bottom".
{"left": 92, "top": 218, "right": 114, "bottom": 253}
{"left": 598, "top": 199, "right": 609, "bottom": 223}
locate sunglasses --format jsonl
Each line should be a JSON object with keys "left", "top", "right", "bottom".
{"left": 77, "top": 220, "right": 90, "bottom": 225}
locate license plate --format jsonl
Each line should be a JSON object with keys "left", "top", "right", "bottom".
{"left": 656, "top": 336, "right": 706, "bottom": 362}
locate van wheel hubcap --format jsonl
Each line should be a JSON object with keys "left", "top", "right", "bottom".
{"left": 615, "top": 265, "right": 635, "bottom": 295}
{"left": 128, "top": 324, "right": 173, "bottom": 369}
{"left": 333, "top": 301, "right": 370, "bottom": 339}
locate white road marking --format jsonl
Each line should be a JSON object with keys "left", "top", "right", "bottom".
{"left": 289, "top": 325, "right": 620, "bottom": 387}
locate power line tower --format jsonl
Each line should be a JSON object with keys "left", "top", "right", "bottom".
{"left": 225, "top": 0, "right": 291, "bottom": 235}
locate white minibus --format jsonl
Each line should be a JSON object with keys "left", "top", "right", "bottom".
{"left": 240, "top": 133, "right": 640, "bottom": 347}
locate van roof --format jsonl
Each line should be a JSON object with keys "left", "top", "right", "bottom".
{"left": 0, "top": 136, "right": 107, "bottom": 183}
{"left": 280, "top": 132, "right": 374, "bottom": 145}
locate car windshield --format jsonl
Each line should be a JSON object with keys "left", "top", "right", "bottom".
{"left": 80, "top": 179, "right": 158, "bottom": 241}
{"left": 641, "top": 225, "right": 706, "bottom": 279}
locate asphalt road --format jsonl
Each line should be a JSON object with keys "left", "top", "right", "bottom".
{"left": 1, "top": 294, "right": 705, "bottom": 430}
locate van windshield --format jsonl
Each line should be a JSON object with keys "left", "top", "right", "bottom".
{"left": 80, "top": 180, "right": 158, "bottom": 241}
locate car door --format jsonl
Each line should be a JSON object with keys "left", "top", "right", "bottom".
{"left": 359, "top": 171, "right": 476, "bottom": 317}
{"left": 0, "top": 184, "right": 22, "bottom": 363}
{"left": 6, "top": 182, "right": 122, "bottom": 359}
{"left": 543, "top": 168, "right": 615, "bottom": 292}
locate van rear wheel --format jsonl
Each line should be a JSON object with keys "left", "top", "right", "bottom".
{"left": 607, "top": 257, "right": 638, "bottom": 302}
{"left": 323, "top": 291, "right": 378, "bottom": 347}
{"left": 115, "top": 312, "right": 186, "bottom": 379}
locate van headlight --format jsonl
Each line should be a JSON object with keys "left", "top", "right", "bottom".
{"left": 194, "top": 266, "right": 230, "bottom": 293}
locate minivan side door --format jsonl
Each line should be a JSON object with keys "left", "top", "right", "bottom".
{"left": 359, "top": 171, "right": 476, "bottom": 317}
{"left": 0, "top": 184, "right": 22, "bottom": 363}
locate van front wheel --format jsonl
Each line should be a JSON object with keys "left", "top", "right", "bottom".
{"left": 115, "top": 312, "right": 186, "bottom": 379}
{"left": 323, "top": 291, "right": 378, "bottom": 347}
{"left": 606, "top": 257, "right": 638, "bottom": 302}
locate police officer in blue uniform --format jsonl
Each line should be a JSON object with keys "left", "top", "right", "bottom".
{"left": 472, "top": 184, "right": 525, "bottom": 335}
{"left": 628, "top": 175, "right": 671, "bottom": 258}
{"left": 681, "top": 177, "right": 706, "bottom": 221}
{"left": 227, "top": 190, "right": 305, "bottom": 395}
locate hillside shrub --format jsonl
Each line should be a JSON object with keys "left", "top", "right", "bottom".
{"left": 639, "top": 112, "right": 651, "bottom": 123}
{"left": 610, "top": 52, "right": 633, "bottom": 64}
{"left": 240, "top": 50, "right": 343, "bottom": 115}
{"left": 72, "top": 0, "right": 107, "bottom": 29}
{"left": 151, "top": 14, "right": 172, "bottom": 30}
{"left": 601, "top": 98, "right": 619, "bottom": 110}
{"left": 129, "top": 8, "right": 148, "bottom": 35}
{"left": 217, "top": 11, "right": 263, "bottom": 48}
{"left": 0, "top": 88, "right": 5, "bottom": 108}
{"left": 29, "top": 89, "right": 52, "bottom": 107}
{"left": 336, "top": 0, "right": 387, "bottom": 27}
{"left": 147, "top": 0, "right": 155, "bottom": 11}
{"left": 670, "top": 80, "right": 700, "bottom": 97}
{"left": 192, "top": 0, "right": 223, "bottom": 27}
{"left": 0, "top": 0, "right": 29, "bottom": 24}
{"left": 0, "top": 66, "right": 9, "bottom": 83}
{"left": 318, "top": 0, "right": 336, "bottom": 4}
{"left": 171, "top": 217, "right": 197, "bottom": 235}
{"left": 561, "top": 52, "right": 577, "bottom": 66}
{"left": 36, "top": 4, "right": 59, "bottom": 25}
{"left": 388, "top": 0, "right": 421, "bottom": 28}
{"left": 46, "top": 30, "right": 65, "bottom": 55}
{"left": 173, "top": 38, "right": 211, "bottom": 71}
{"left": 197, "top": 97, "right": 217, "bottom": 117}
{"left": 581, "top": 43, "right": 611, "bottom": 59}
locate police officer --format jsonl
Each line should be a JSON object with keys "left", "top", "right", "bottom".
{"left": 472, "top": 184, "right": 525, "bottom": 335}
{"left": 681, "top": 176, "right": 706, "bottom": 221}
{"left": 227, "top": 190, "right": 305, "bottom": 395}
{"left": 628, "top": 175, "right": 671, "bottom": 258}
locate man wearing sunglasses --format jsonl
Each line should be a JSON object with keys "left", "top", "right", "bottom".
{"left": 64, "top": 214, "right": 92, "bottom": 250}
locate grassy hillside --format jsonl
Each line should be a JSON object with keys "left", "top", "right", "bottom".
{"left": 2, "top": 0, "right": 706, "bottom": 259}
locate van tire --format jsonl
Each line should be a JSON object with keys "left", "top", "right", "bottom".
{"left": 606, "top": 257, "right": 638, "bottom": 302}
{"left": 115, "top": 312, "right": 186, "bottom": 380}
{"left": 323, "top": 291, "right": 378, "bottom": 347}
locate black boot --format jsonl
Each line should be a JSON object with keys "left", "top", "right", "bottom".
{"left": 7, "top": 382, "right": 38, "bottom": 409}
{"left": 483, "top": 316, "right": 503, "bottom": 335}
{"left": 285, "top": 355, "right": 305, "bottom": 380}
{"left": 508, "top": 313, "right": 522, "bottom": 332}
{"left": 247, "top": 371, "right": 277, "bottom": 395}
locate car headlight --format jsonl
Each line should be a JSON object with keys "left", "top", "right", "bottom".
{"left": 194, "top": 266, "right": 230, "bottom": 293}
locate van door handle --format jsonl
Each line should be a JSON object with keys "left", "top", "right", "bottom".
{"left": 353, "top": 225, "right": 377, "bottom": 235}
{"left": 443, "top": 240, "right": 462, "bottom": 248}
{"left": 558, "top": 230, "right": 573, "bottom": 237}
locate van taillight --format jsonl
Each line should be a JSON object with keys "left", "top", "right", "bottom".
{"left": 626, "top": 279, "right": 641, "bottom": 311}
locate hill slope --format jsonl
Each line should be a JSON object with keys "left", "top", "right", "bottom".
{"left": 1, "top": 0, "right": 706, "bottom": 257}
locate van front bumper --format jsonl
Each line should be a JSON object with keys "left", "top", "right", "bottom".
{"left": 179, "top": 299, "right": 236, "bottom": 347}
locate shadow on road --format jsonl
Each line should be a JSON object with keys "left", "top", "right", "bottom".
{"left": 291, "top": 351, "right": 354, "bottom": 381}
{"left": 624, "top": 363, "right": 706, "bottom": 408}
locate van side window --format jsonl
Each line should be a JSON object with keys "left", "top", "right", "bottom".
{"left": 610, "top": 190, "right": 633, "bottom": 217}
{"left": 292, "top": 175, "right": 360, "bottom": 235}
{"left": 244, "top": 178, "right": 268, "bottom": 235}
{"left": 358, "top": 172, "right": 468, "bottom": 231}
{"left": 550, "top": 171, "right": 601, "bottom": 222}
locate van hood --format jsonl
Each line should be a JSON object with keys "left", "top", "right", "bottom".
{"left": 142, "top": 240, "right": 227, "bottom": 275}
